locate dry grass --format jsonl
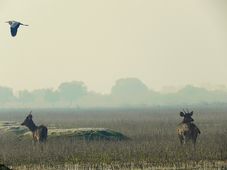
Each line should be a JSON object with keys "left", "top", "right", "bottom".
{"left": 0, "top": 106, "right": 227, "bottom": 169}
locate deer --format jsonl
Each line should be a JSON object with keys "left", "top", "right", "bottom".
{"left": 176, "top": 109, "right": 201, "bottom": 148}
{"left": 21, "top": 111, "right": 48, "bottom": 143}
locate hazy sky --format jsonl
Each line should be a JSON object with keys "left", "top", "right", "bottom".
{"left": 0, "top": 0, "right": 227, "bottom": 93}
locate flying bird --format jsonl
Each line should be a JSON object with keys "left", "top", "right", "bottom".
{"left": 5, "top": 20, "right": 28, "bottom": 37}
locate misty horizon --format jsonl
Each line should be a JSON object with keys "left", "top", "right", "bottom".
{"left": 0, "top": 77, "right": 227, "bottom": 108}
{"left": 2, "top": 77, "right": 227, "bottom": 95}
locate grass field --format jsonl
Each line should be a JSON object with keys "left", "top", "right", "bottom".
{"left": 0, "top": 106, "right": 227, "bottom": 169}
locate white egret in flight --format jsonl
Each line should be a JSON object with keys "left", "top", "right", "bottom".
{"left": 5, "top": 20, "right": 28, "bottom": 37}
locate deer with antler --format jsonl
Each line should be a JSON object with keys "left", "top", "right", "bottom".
{"left": 21, "top": 111, "right": 48, "bottom": 143}
{"left": 176, "top": 109, "right": 201, "bottom": 147}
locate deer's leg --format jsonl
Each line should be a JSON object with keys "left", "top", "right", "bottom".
{"left": 178, "top": 135, "right": 184, "bottom": 145}
{"left": 183, "top": 135, "right": 189, "bottom": 145}
{"left": 192, "top": 135, "right": 197, "bottom": 150}
{"left": 32, "top": 134, "right": 39, "bottom": 146}
{"left": 33, "top": 139, "right": 37, "bottom": 145}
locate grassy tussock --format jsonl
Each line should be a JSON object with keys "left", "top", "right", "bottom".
{"left": 0, "top": 122, "right": 128, "bottom": 141}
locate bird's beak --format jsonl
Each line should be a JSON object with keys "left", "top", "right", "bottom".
{"left": 21, "top": 23, "right": 28, "bottom": 26}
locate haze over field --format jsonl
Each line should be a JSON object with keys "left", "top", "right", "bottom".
{"left": 0, "top": 78, "right": 227, "bottom": 108}
{"left": 1, "top": 0, "right": 227, "bottom": 107}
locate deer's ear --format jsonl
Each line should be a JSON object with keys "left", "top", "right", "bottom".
{"left": 28, "top": 114, "right": 32, "bottom": 119}
{"left": 180, "top": 112, "right": 185, "bottom": 117}
{"left": 190, "top": 111, "right": 193, "bottom": 116}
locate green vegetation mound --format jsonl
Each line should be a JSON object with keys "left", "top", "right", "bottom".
{"left": 0, "top": 121, "right": 129, "bottom": 141}
{"left": 48, "top": 128, "right": 128, "bottom": 140}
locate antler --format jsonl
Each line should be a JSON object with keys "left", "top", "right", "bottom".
{"left": 186, "top": 108, "right": 190, "bottom": 113}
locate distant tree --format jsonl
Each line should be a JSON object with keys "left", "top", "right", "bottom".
{"left": 58, "top": 81, "right": 87, "bottom": 103}
{"left": 44, "top": 89, "right": 59, "bottom": 103}
{"left": 0, "top": 86, "right": 15, "bottom": 102}
{"left": 18, "top": 89, "right": 59, "bottom": 106}
{"left": 111, "top": 78, "right": 149, "bottom": 97}
{"left": 18, "top": 90, "right": 35, "bottom": 103}
{"left": 110, "top": 78, "right": 151, "bottom": 106}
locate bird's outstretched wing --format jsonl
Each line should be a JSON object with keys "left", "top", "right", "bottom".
{"left": 10, "top": 27, "right": 18, "bottom": 37}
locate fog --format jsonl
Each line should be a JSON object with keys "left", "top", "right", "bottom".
{"left": 0, "top": 78, "right": 226, "bottom": 108}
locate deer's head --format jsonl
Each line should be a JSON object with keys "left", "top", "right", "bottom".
{"left": 180, "top": 109, "right": 194, "bottom": 123}
{"left": 21, "top": 111, "right": 33, "bottom": 126}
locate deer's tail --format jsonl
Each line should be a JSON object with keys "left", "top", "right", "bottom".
{"left": 191, "top": 123, "right": 201, "bottom": 134}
